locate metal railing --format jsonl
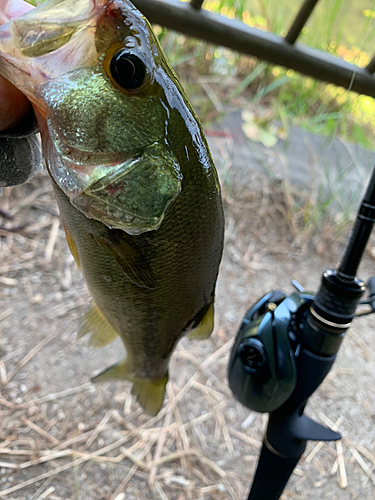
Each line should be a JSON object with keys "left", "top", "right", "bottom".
{"left": 133, "top": 0, "right": 375, "bottom": 98}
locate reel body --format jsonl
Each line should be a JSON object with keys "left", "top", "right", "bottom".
{"left": 228, "top": 290, "right": 313, "bottom": 412}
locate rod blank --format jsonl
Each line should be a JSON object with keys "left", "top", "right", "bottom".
{"left": 338, "top": 165, "right": 375, "bottom": 278}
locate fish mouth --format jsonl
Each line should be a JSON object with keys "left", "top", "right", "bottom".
{"left": 64, "top": 142, "right": 183, "bottom": 235}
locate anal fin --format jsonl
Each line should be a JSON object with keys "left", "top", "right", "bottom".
{"left": 91, "top": 361, "right": 168, "bottom": 416}
{"left": 187, "top": 301, "right": 214, "bottom": 340}
{"left": 78, "top": 303, "right": 119, "bottom": 348}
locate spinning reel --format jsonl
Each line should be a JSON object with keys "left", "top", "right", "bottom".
{"left": 228, "top": 278, "right": 375, "bottom": 414}
{"left": 228, "top": 164, "right": 375, "bottom": 500}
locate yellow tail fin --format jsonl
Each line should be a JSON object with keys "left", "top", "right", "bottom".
{"left": 91, "top": 361, "right": 168, "bottom": 416}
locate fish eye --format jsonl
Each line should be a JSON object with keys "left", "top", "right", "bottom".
{"left": 109, "top": 50, "right": 147, "bottom": 91}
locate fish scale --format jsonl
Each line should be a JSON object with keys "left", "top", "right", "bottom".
{"left": 0, "top": 0, "right": 224, "bottom": 415}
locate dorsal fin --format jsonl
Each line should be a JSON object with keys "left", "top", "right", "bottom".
{"left": 78, "top": 303, "right": 119, "bottom": 348}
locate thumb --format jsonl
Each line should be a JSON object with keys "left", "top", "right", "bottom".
{"left": 0, "top": 76, "right": 33, "bottom": 132}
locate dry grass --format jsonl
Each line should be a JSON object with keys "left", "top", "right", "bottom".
{"left": 0, "top": 165, "right": 375, "bottom": 499}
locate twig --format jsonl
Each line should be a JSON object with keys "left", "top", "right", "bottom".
{"left": 4, "top": 333, "right": 55, "bottom": 384}
{"left": 0, "top": 397, "right": 14, "bottom": 409}
{"left": 0, "top": 436, "right": 130, "bottom": 496}
{"left": 228, "top": 427, "right": 262, "bottom": 448}
{"left": 0, "top": 277, "right": 17, "bottom": 285}
{"left": 149, "top": 404, "right": 174, "bottom": 486}
{"left": 192, "top": 449, "right": 228, "bottom": 478}
{"left": 201, "top": 338, "right": 234, "bottom": 369}
{"left": 305, "top": 442, "right": 324, "bottom": 463}
{"left": 346, "top": 440, "right": 375, "bottom": 466}
{"left": 44, "top": 218, "right": 60, "bottom": 262}
{"left": 120, "top": 447, "right": 147, "bottom": 469}
{"left": 112, "top": 494, "right": 126, "bottom": 500}
{"left": 9, "top": 187, "right": 51, "bottom": 216}
{"left": 138, "top": 373, "right": 199, "bottom": 430}
{"left": 52, "top": 430, "right": 96, "bottom": 451}
{"left": 183, "top": 405, "right": 223, "bottom": 431}
{"left": 150, "top": 450, "right": 195, "bottom": 468}
{"left": 331, "top": 458, "right": 339, "bottom": 475}
{"left": 218, "top": 412, "right": 234, "bottom": 453}
{"left": 19, "top": 450, "right": 74, "bottom": 470}
{"left": 111, "top": 434, "right": 160, "bottom": 499}
{"left": 29, "top": 476, "right": 55, "bottom": 500}
{"left": 154, "top": 480, "right": 169, "bottom": 500}
{"left": 0, "top": 461, "right": 18, "bottom": 469}
{"left": 336, "top": 441, "right": 347, "bottom": 488}
{"left": 191, "top": 380, "right": 224, "bottom": 402}
{"left": 177, "top": 345, "right": 231, "bottom": 395}
{"left": 169, "top": 383, "right": 191, "bottom": 474}
{"left": 0, "top": 449, "right": 34, "bottom": 456}
{"left": 85, "top": 409, "right": 113, "bottom": 447}
{"left": 110, "top": 464, "right": 139, "bottom": 500}
{"left": 200, "top": 82, "right": 225, "bottom": 113}
{"left": 17, "top": 383, "right": 92, "bottom": 409}
{"left": 350, "top": 448, "right": 374, "bottom": 484}
{"left": 39, "top": 487, "right": 55, "bottom": 499}
{"left": 21, "top": 417, "right": 60, "bottom": 445}
{"left": 0, "top": 309, "right": 12, "bottom": 322}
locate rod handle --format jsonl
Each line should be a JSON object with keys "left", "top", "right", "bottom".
{"left": 248, "top": 442, "right": 301, "bottom": 500}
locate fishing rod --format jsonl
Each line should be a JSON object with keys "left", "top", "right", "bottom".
{"left": 228, "top": 164, "right": 375, "bottom": 499}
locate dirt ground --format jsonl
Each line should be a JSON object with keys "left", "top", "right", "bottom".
{"left": 0, "top": 151, "right": 375, "bottom": 500}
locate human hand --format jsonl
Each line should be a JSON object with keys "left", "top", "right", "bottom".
{"left": 0, "top": 0, "right": 41, "bottom": 188}
{"left": 0, "top": 76, "right": 33, "bottom": 132}
{"left": 0, "top": 0, "right": 34, "bottom": 132}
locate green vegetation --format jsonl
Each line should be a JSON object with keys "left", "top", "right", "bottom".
{"left": 26, "top": 0, "right": 375, "bottom": 151}
{"left": 22, "top": 0, "right": 375, "bottom": 236}
{"left": 158, "top": 0, "right": 375, "bottom": 151}
{"left": 156, "top": 0, "right": 375, "bottom": 236}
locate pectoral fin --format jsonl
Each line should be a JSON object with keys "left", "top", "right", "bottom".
{"left": 63, "top": 224, "right": 81, "bottom": 269}
{"left": 78, "top": 303, "right": 119, "bottom": 348}
{"left": 94, "top": 232, "right": 156, "bottom": 290}
{"left": 92, "top": 360, "right": 168, "bottom": 416}
{"left": 187, "top": 301, "right": 215, "bottom": 340}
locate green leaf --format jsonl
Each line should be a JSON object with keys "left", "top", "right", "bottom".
{"left": 258, "top": 128, "right": 278, "bottom": 147}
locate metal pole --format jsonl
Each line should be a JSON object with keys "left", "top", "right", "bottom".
{"left": 190, "top": 0, "right": 204, "bottom": 10}
{"left": 366, "top": 55, "right": 375, "bottom": 75}
{"left": 285, "top": 0, "right": 321, "bottom": 45}
{"left": 133, "top": 0, "right": 375, "bottom": 98}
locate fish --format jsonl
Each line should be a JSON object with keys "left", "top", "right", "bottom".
{"left": 0, "top": 0, "right": 224, "bottom": 415}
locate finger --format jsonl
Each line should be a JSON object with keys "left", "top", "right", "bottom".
{"left": 0, "top": 76, "right": 33, "bottom": 132}
{"left": 0, "top": 0, "right": 34, "bottom": 131}
{"left": 0, "top": 0, "right": 33, "bottom": 23}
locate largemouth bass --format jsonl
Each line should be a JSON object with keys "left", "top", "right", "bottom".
{"left": 0, "top": 0, "right": 224, "bottom": 415}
